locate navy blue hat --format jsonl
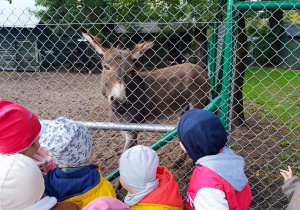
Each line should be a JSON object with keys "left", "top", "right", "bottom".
{"left": 177, "top": 109, "right": 227, "bottom": 161}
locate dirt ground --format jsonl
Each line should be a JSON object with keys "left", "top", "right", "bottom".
{"left": 0, "top": 69, "right": 297, "bottom": 209}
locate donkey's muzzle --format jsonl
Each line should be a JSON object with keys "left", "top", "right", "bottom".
{"left": 111, "top": 99, "right": 128, "bottom": 112}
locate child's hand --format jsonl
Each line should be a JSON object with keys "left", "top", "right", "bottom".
{"left": 280, "top": 166, "right": 293, "bottom": 182}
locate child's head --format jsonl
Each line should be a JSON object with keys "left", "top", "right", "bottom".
{"left": 119, "top": 145, "right": 159, "bottom": 193}
{"left": 178, "top": 109, "right": 227, "bottom": 161}
{"left": 0, "top": 154, "right": 44, "bottom": 209}
{"left": 40, "top": 117, "right": 92, "bottom": 167}
{"left": 0, "top": 99, "right": 41, "bottom": 157}
{"left": 83, "top": 196, "right": 130, "bottom": 210}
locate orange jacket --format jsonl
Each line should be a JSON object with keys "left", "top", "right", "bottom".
{"left": 131, "top": 166, "right": 183, "bottom": 210}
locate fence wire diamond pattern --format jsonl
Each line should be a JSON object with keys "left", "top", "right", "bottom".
{"left": 0, "top": 1, "right": 299, "bottom": 209}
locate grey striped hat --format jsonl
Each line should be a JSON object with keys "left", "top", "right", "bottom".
{"left": 40, "top": 117, "right": 92, "bottom": 167}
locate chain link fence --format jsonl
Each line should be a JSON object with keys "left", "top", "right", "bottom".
{"left": 0, "top": 1, "right": 299, "bottom": 209}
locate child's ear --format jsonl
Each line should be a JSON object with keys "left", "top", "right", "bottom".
{"left": 120, "top": 178, "right": 139, "bottom": 194}
{"left": 119, "top": 177, "right": 127, "bottom": 192}
{"left": 179, "top": 142, "right": 187, "bottom": 153}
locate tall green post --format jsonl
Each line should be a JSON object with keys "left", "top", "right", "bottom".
{"left": 220, "top": 0, "right": 236, "bottom": 131}
{"left": 208, "top": 0, "right": 227, "bottom": 100}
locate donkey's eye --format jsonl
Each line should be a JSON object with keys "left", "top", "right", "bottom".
{"left": 103, "top": 64, "right": 110, "bottom": 71}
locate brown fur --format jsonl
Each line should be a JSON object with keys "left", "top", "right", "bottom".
{"left": 80, "top": 28, "right": 211, "bottom": 151}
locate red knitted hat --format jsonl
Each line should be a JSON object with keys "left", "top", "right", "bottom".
{"left": 0, "top": 99, "right": 41, "bottom": 154}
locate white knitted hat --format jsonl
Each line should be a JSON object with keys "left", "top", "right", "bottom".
{"left": 119, "top": 145, "right": 159, "bottom": 192}
{"left": 40, "top": 117, "right": 92, "bottom": 167}
{"left": 0, "top": 154, "right": 44, "bottom": 210}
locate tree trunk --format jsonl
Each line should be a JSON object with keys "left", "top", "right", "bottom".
{"left": 269, "top": 9, "right": 283, "bottom": 66}
{"left": 232, "top": 10, "right": 248, "bottom": 126}
{"left": 194, "top": 26, "right": 207, "bottom": 67}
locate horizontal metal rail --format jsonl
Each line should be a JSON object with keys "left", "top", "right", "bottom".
{"left": 40, "top": 95, "right": 222, "bottom": 134}
{"left": 39, "top": 120, "right": 176, "bottom": 133}
{"left": 234, "top": 1, "right": 300, "bottom": 11}
{"left": 40, "top": 96, "right": 223, "bottom": 182}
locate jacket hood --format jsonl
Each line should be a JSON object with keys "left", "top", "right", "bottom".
{"left": 83, "top": 197, "right": 130, "bottom": 210}
{"left": 44, "top": 164, "right": 100, "bottom": 201}
{"left": 196, "top": 147, "right": 248, "bottom": 192}
{"left": 140, "top": 166, "right": 183, "bottom": 207}
{"left": 178, "top": 109, "right": 227, "bottom": 161}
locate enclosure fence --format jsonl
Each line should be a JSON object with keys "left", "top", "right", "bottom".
{"left": 0, "top": 0, "right": 300, "bottom": 209}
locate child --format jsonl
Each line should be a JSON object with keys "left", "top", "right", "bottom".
{"left": 83, "top": 197, "right": 130, "bottom": 210}
{"left": 40, "top": 117, "right": 116, "bottom": 208}
{"left": 119, "top": 145, "right": 183, "bottom": 210}
{"left": 280, "top": 166, "right": 300, "bottom": 210}
{"left": 0, "top": 99, "right": 56, "bottom": 175}
{"left": 177, "top": 109, "right": 252, "bottom": 210}
{"left": 0, "top": 154, "right": 81, "bottom": 210}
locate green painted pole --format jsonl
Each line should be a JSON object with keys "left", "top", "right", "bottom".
{"left": 208, "top": 0, "right": 227, "bottom": 99}
{"left": 235, "top": 1, "right": 300, "bottom": 11}
{"left": 105, "top": 168, "right": 120, "bottom": 182}
{"left": 105, "top": 96, "right": 223, "bottom": 182}
{"left": 220, "top": 0, "right": 236, "bottom": 131}
{"left": 205, "top": 95, "right": 222, "bottom": 112}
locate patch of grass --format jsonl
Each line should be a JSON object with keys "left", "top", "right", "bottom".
{"left": 243, "top": 67, "right": 300, "bottom": 138}
{"left": 281, "top": 150, "right": 293, "bottom": 160}
{"left": 279, "top": 141, "right": 291, "bottom": 147}
{"left": 294, "top": 154, "right": 300, "bottom": 161}
{"left": 264, "top": 165, "right": 270, "bottom": 173}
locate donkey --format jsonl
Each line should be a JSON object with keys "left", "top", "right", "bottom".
{"left": 79, "top": 27, "right": 211, "bottom": 160}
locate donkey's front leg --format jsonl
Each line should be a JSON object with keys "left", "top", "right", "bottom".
{"left": 171, "top": 151, "right": 188, "bottom": 168}
{"left": 123, "top": 131, "right": 138, "bottom": 152}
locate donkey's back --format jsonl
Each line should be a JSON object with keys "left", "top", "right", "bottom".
{"left": 139, "top": 63, "right": 210, "bottom": 124}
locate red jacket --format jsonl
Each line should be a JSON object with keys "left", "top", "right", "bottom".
{"left": 131, "top": 166, "right": 183, "bottom": 210}
{"left": 185, "top": 166, "right": 252, "bottom": 210}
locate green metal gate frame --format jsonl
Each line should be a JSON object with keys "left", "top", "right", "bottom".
{"left": 105, "top": 0, "right": 300, "bottom": 182}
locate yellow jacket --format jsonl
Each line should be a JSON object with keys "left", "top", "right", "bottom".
{"left": 44, "top": 164, "right": 116, "bottom": 208}
{"left": 65, "top": 173, "right": 116, "bottom": 207}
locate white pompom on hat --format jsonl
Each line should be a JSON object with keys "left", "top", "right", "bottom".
{"left": 40, "top": 117, "right": 92, "bottom": 167}
{"left": 119, "top": 145, "right": 159, "bottom": 192}
{"left": 0, "top": 154, "right": 44, "bottom": 210}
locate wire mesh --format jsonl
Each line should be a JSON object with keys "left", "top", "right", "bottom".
{"left": 0, "top": 1, "right": 299, "bottom": 209}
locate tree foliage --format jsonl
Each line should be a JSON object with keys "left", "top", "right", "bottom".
{"left": 33, "top": 0, "right": 220, "bottom": 38}
{"left": 245, "top": 8, "right": 285, "bottom": 67}
{"left": 284, "top": 10, "right": 300, "bottom": 24}
{"left": 34, "top": 0, "right": 114, "bottom": 36}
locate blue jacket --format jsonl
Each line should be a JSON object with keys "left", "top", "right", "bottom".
{"left": 44, "top": 164, "right": 116, "bottom": 207}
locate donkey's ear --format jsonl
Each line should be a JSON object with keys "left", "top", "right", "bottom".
{"left": 131, "top": 38, "right": 155, "bottom": 60}
{"left": 79, "top": 27, "right": 110, "bottom": 55}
